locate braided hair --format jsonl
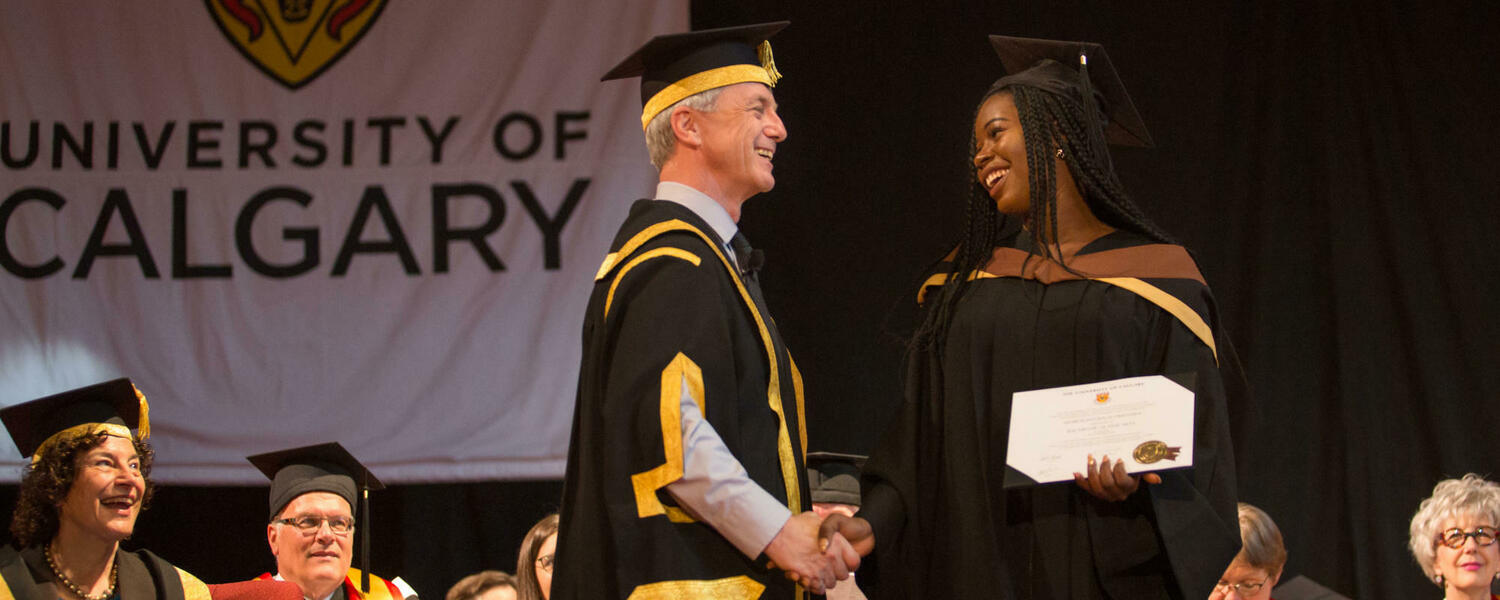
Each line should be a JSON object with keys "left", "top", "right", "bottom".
{"left": 916, "top": 78, "right": 1176, "bottom": 352}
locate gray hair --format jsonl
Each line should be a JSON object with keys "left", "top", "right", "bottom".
{"left": 1236, "top": 503, "right": 1287, "bottom": 575}
{"left": 1408, "top": 473, "right": 1500, "bottom": 582}
{"left": 644, "top": 87, "right": 724, "bottom": 170}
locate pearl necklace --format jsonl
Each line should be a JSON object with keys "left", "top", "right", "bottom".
{"left": 44, "top": 544, "right": 118, "bottom": 600}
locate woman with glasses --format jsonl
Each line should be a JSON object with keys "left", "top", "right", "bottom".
{"left": 0, "top": 379, "right": 213, "bottom": 600}
{"left": 515, "top": 513, "right": 557, "bottom": 600}
{"left": 1408, "top": 474, "right": 1500, "bottom": 600}
{"left": 1209, "top": 504, "right": 1286, "bottom": 600}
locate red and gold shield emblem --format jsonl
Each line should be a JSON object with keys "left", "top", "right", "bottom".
{"left": 206, "top": 0, "right": 386, "bottom": 89}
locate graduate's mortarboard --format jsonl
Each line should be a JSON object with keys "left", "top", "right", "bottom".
{"left": 0, "top": 378, "right": 150, "bottom": 465}
{"left": 807, "top": 451, "right": 866, "bottom": 506}
{"left": 989, "top": 35, "right": 1153, "bottom": 148}
{"left": 602, "top": 21, "right": 789, "bottom": 131}
{"left": 248, "top": 442, "right": 385, "bottom": 593}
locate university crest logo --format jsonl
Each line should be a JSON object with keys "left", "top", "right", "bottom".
{"left": 206, "top": 0, "right": 387, "bottom": 90}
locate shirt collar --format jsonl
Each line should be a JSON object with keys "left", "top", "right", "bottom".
{"left": 655, "top": 181, "right": 739, "bottom": 247}
{"left": 272, "top": 573, "right": 338, "bottom": 600}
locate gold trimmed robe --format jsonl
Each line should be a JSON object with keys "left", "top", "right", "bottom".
{"left": 554, "top": 200, "right": 809, "bottom": 600}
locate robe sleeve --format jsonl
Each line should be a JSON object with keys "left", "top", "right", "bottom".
{"left": 1139, "top": 282, "right": 1243, "bottom": 600}
{"left": 667, "top": 377, "right": 792, "bottom": 557}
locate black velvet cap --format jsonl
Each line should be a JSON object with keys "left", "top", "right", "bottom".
{"left": 602, "top": 21, "right": 788, "bottom": 129}
{"left": 989, "top": 35, "right": 1153, "bottom": 147}
{"left": 248, "top": 441, "right": 384, "bottom": 519}
{"left": 807, "top": 451, "right": 866, "bottom": 506}
{"left": 1, "top": 378, "right": 146, "bottom": 459}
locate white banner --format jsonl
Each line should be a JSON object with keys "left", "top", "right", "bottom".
{"left": 0, "top": 0, "right": 686, "bottom": 483}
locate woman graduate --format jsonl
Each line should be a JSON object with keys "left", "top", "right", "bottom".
{"left": 824, "top": 37, "right": 1243, "bottom": 599}
{"left": 0, "top": 379, "right": 212, "bottom": 600}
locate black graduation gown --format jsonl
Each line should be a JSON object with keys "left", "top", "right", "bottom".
{"left": 0, "top": 545, "right": 210, "bottom": 600}
{"left": 860, "top": 231, "right": 1242, "bottom": 600}
{"left": 553, "top": 200, "right": 810, "bottom": 600}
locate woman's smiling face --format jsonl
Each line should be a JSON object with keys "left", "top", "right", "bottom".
{"left": 57, "top": 434, "right": 144, "bottom": 542}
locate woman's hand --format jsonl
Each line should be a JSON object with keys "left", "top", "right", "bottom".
{"left": 1073, "top": 454, "right": 1161, "bottom": 502}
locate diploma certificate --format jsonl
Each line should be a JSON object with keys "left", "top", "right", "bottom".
{"left": 1003, "top": 374, "right": 1195, "bottom": 488}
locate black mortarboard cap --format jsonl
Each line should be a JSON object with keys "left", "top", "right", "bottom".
{"left": 248, "top": 441, "right": 383, "bottom": 520}
{"left": 602, "top": 21, "right": 788, "bottom": 130}
{"left": 1, "top": 378, "right": 149, "bottom": 462}
{"left": 989, "top": 35, "right": 1153, "bottom": 147}
{"left": 807, "top": 451, "right": 866, "bottom": 506}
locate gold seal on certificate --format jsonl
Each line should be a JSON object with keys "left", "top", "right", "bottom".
{"left": 1132, "top": 440, "right": 1182, "bottom": 464}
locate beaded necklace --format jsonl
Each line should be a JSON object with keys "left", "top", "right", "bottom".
{"left": 44, "top": 544, "right": 118, "bottom": 600}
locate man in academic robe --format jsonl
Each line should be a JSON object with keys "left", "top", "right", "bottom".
{"left": 552, "top": 21, "right": 856, "bottom": 600}
{"left": 249, "top": 443, "right": 408, "bottom": 600}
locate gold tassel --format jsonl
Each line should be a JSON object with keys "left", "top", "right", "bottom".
{"left": 758, "top": 41, "right": 782, "bottom": 86}
{"left": 132, "top": 383, "right": 151, "bottom": 440}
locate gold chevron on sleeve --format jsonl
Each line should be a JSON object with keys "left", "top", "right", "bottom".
{"left": 631, "top": 353, "right": 705, "bottom": 519}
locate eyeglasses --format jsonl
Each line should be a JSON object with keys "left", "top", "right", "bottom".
{"left": 535, "top": 553, "right": 554, "bottom": 574}
{"left": 273, "top": 516, "right": 356, "bottom": 535}
{"left": 1438, "top": 526, "right": 1498, "bottom": 549}
{"left": 1213, "top": 577, "right": 1268, "bottom": 595}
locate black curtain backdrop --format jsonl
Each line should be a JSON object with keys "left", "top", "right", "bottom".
{"left": 2, "top": 3, "right": 1497, "bottom": 599}
{"left": 696, "top": 1, "right": 1500, "bottom": 598}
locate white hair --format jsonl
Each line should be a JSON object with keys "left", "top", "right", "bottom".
{"left": 1408, "top": 473, "right": 1500, "bottom": 583}
{"left": 644, "top": 87, "right": 724, "bottom": 170}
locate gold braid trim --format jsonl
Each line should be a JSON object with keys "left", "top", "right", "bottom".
{"left": 605, "top": 248, "right": 702, "bottom": 318}
{"left": 640, "top": 64, "right": 773, "bottom": 130}
{"left": 626, "top": 576, "right": 765, "bottom": 600}
{"left": 30, "top": 423, "right": 133, "bottom": 466}
{"left": 789, "top": 357, "right": 806, "bottom": 462}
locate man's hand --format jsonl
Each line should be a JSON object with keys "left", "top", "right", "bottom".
{"left": 818, "top": 513, "right": 874, "bottom": 557}
{"left": 1073, "top": 454, "right": 1161, "bottom": 502}
{"left": 764, "top": 511, "right": 849, "bottom": 594}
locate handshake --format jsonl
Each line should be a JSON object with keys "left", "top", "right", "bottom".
{"left": 763, "top": 510, "right": 875, "bottom": 595}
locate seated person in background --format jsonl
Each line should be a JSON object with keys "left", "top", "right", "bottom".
{"left": 445, "top": 571, "right": 516, "bottom": 600}
{"left": 1211, "top": 503, "right": 1286, "bottom": 600}
{"left": 0, "top": 379, "right": 212, "bottom": 600}
{"left": 808, "top": 452, "right": 869, "bottom": 600}
{"left": 1408, "top": 474, "right": 1500, "bottom": 600}
{"left": 515, "top": 514, "right": 557, "bottom": 600}
{"left": 249, "top": 442, "right": 412, "bottom": 600}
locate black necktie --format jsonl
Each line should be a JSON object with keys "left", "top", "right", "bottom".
{"left": 729, "top": 232, "right": 771, "bottom": 318}
{"left": 728, "top": 232, "right": 763, "bottom": 281}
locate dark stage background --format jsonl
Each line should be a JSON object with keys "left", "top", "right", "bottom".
{"left": 4, "top": 3, "right": 1499, "bottom": 599}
